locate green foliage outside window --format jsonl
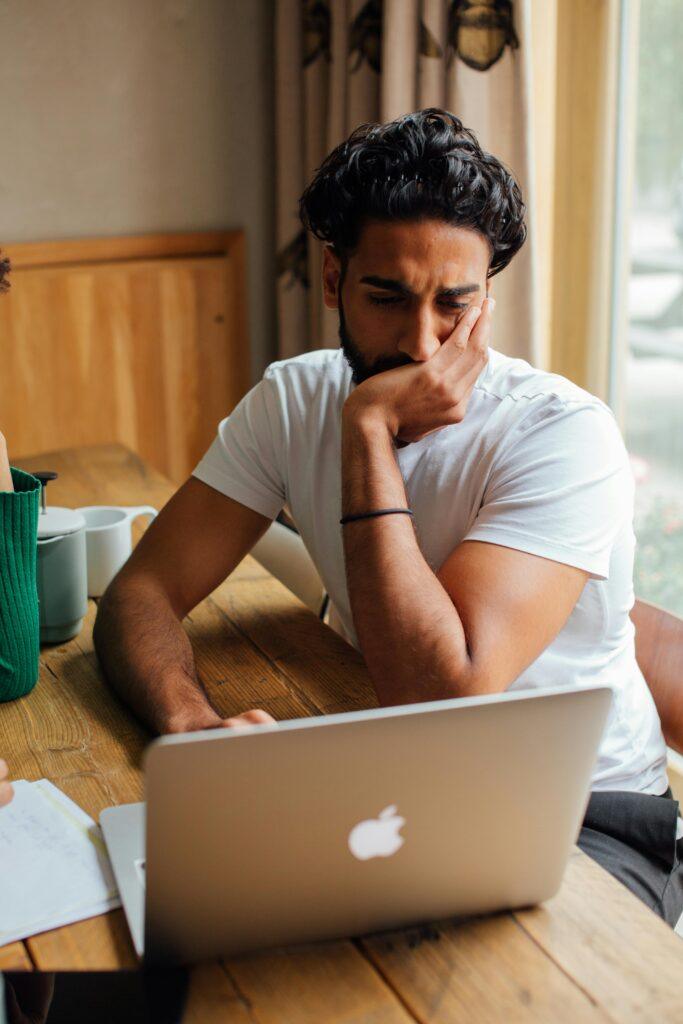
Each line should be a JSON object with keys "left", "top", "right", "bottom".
{"left": 636, "top": 0, "right": 683, "bottom": 199}
{"left": 634, "top": 494, "right": 683, "bottom": 616}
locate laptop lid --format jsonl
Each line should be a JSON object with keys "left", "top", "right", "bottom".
{"left": 142, "top": 684, "right": 612, "bottom": 965}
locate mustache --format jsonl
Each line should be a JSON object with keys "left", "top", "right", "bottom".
{"left": 367, "top": 353, "right": 415, "bottom": 375}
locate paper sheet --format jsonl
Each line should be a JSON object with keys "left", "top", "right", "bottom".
{"left": 0, "top": 779, "right": 121, "bottom": 945}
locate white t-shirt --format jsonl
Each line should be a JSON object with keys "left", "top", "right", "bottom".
{"left": 193, "top": 347, "right": 669, "bottom": 795}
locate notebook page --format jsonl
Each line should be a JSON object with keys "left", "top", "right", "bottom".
{"left": 0, "top": 780, "right": 120, "bottom": 945}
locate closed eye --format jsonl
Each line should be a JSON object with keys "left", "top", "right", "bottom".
{"left": 369, "top": 296, "right": 468, "bottom": 310}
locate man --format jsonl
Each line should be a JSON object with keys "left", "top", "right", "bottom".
{"left": 94, "top": 109, "right": 682, "bottom": 926}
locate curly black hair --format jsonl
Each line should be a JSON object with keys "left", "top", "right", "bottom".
{"left": 299, "top": 108, "right": 526, "bottom": 279}
{"left": 0, "top": 249, "right": 9, "bottom": 294}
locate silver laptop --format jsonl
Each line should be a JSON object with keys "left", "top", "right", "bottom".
{"left": 100, "top": 683, "right": 612, "bottom": 966}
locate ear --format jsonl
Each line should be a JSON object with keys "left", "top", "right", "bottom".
{"left": 322, "top": 245, "right": 342, "bottom": 310}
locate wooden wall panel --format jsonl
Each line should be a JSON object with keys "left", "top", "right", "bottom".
{"left": 0, "top": 232, "right": 250, "bottom": 483}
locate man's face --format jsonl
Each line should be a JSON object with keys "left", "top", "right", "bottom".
{"left": 322, "top": 218, "right": 492, "bottom": 385}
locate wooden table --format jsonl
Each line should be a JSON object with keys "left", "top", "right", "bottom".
{"left": 2, "top": 443, "right": 683, "bottom": 1022}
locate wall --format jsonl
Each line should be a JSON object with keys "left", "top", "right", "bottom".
{"left": 0, "top": 0, "right": 275, "bottom": 381}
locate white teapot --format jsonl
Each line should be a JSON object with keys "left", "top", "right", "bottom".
{"left": 34, "top": 471, "right": 88, "bottom": 644}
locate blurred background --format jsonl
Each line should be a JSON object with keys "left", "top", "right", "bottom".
{"left": 0, "top": 0, "right": 681, "bottom": 615}
{"left": 623, "top": 0, "right": 683, "bottom": 616}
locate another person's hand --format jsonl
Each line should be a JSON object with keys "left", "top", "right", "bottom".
{"left": 0, "top": 758, "right": 14, "bottom": 807}
{"left": 5, "top": 972, "right": 55, "bottom": 1024}
{"left": 343, "top": 296, "right": 492, "bottom": 444}
{"left": 0, "top": 430, "right": 13, "bottom": 491}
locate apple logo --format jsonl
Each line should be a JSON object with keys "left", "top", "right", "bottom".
{"left": 348, "top": 804, "right": 406, "bottom": 861}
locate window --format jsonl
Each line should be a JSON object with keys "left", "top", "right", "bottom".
{"left": 615, "top": 0, "right": 683, "bottom": 615}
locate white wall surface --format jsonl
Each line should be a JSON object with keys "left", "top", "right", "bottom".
{"left": 0, "top": 0, "right": 275, "bottom": 380}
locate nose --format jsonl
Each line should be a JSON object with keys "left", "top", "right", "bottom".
{"left": 396, "top": 305, "right": 444, "bottom": 363}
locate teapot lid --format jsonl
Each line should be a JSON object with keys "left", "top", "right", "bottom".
{"left": 37, "top": 506, "right": 86, "bottom": 540}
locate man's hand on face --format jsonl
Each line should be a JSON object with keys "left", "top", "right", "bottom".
{"left": 344, "top": 296, "right": 493, "bottom": 443}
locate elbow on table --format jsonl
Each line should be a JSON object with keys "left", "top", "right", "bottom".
{"left": 372, "top": 655, "right": 512, "bottom": 707}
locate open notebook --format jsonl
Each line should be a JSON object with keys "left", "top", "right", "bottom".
{"left": 0, "top": 779, "right": 120, "bottom": 945}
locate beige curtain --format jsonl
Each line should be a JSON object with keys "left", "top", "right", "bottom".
{"left": 275, "top": 0, "right": 538, "bottom": 364}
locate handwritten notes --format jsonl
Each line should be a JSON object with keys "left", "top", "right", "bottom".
{"left": 0, "top": 780, "right": 120, "bottom": 945}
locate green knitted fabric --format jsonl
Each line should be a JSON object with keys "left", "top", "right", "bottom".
{"left": 0, "top": 467, "right": 40, "bottom": 701}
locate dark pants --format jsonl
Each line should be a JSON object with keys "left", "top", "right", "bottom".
{"left": 578, "top": 786, "right": 683, "bottom": 928}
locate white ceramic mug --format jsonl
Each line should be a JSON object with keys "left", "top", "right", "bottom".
{"left": 77, "top": 505, "right": 158, "bottom": 597}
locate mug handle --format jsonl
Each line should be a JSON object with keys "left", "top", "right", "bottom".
{"left": 122, "top": 505, "right": 158, "bottom": 525}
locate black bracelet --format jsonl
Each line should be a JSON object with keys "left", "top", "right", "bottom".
{"left": 340, "top": 508, "right": 415, "bottom": 525}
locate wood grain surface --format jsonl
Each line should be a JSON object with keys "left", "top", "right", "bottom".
{"left": 0, "top": 944, "right": 32, "bottom": 972}
{"left": 3, "top": 443, "right": 683, "bottom": 1023}
{"left": 5, "top": 231, "right": 241, "bottom": 270}
{"left": 1, "top": 232, "right": 250, "bottom": 484}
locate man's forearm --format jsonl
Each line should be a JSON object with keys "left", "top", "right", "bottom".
{"left": 342, "top": 412, "right": 472, "bottom": 706}
{"left": 93, "top": 575, "right": 221, "bottom": 734}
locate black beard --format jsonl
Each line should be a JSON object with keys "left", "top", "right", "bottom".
{"left": 338, "top": 288, "right": 413, "bottom": 386}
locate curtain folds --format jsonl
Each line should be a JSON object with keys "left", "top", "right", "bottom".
{"left": 276, "top": 0, "right": 538, "bottom": 364}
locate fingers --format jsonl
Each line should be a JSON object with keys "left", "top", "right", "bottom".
{"left": 242, "top": 709, "right": 276, "bottom": 724}
{"left": 221, "top": 709, "right": 277, "bottom": 730}
{"left": 443, "top": 353, "right": 489, "bottom": 424}
{"left": 469, "top": 296, "right": 494, "bottom": 356}
{"left": 441, "top": 303, "right": 482, "bottom": 361}
{"left": 434, "top": 296, "right": 494, "bottom": 372}
{"left": 3, "top": 972, "right": 55, "bottom": 1023}
{"left": 0, "top": 434, "right": 13, "bottom": 492}
{"left": 0, "top": 758, "right": 13, "bottom": 808}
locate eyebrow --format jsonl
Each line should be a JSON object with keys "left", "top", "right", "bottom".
{"left": 359, "top": 275, "right": 480, "bottom": 298}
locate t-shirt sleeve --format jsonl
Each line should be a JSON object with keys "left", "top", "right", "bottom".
{"left": 191, "top": 370, "right": 286, "bottom": 520}
{"left": 463, "top": 397, "right": 633, "bottom": 580}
